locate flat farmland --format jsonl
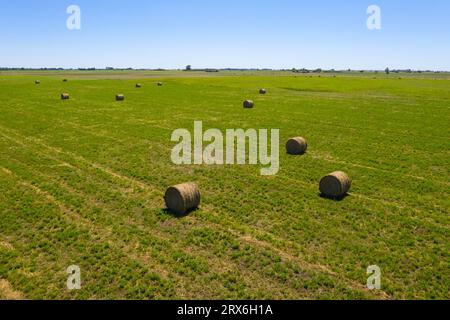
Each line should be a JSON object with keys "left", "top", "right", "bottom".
{"left": 0, "top": 72, "right": 448, "bottom": 299}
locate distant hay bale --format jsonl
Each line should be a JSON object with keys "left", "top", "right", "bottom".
{"left": 164, "top": 182, "right": 200, "bottom": 215}
{"left": 61, "top": 93, "right": 70, "bottom": 100}
{"left": 243, "top": 100, "right": 254, "bottom": 109}
{"left": 286, "top": 137, "right": 308, "bottom": 155}
{"left": 259, "top": 89, "right": 267, "bottom": 94}
{"left": 319, "top": 171, "right": 351, "bottom": 198}
{"left": 35, "top": 80, "right": 40, "bottom": 84}
{"left": 116, "top": 94, "right": 125, "bottom": 101}
{"left": 135, "top": 83, "right": 142, "bottom": 88}
{"left": 157, "top": 82, "right": 163, "bottom": 86}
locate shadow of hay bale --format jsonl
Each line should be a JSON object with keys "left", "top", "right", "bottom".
{"left": 319, "top": 192, "right": 350, "bottom": 201}
{"left": 163, "top": 207, "right": 198, "bottom": 218}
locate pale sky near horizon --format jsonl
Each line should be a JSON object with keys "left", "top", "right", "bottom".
{"left": 1, "top": 0, "right": 449, "bottom": 70}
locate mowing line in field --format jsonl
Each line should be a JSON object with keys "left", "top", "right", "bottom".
{"left": 0, "top": 167, "right": 198, "bottom": 298}
{"left": 0, "top": 132, "right": 389, "bottom": 298}
{"left": 0, "top": 164, "right": 335, "bottom": 299}
{"left": 2, "top": 153, "right": 334, "bottom": 298}
{"left": 0, "top": 124, "right": 445, "bottom": 298}
{"left": 2, "top": 123, "right": 446, "bottom": 249}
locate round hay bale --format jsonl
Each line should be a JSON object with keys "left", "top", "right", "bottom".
{"left": 35, "top": 80, "right": 40, "bottom": 84}
{"left": 116, "top": 94, "right": 125, "bottom": 101}
{"left": 157, "top": 82, "right": 163, "bottom": 86}
{"left": 164, "top": 182, "right": 200, "bottom": 215}
{"left": 61, "top": 93, "right": 70, "bottom": 100}
{"left": 243, "top": 100, "right": 254, "bottom": 109}
{"left": 286, "top": 137, "right": 308, "bottom": 155}
{"left": 135, "top": 83, "right": 142, "bottom": 88}
{"left": 259, "top": 88, "right": 267, "bottom": 94}
{"left": 319, "top": 171, "right": 351, "bottom": 198}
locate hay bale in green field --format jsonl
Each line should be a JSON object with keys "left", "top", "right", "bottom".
{"left": 35, "top": 80, "right": 40, "bottom": 84}
{"left": 164, "top": 182, "right": 200, "bottom": 215}
{"left": 135, "top": 83, "right": 142, "bottom": 88}
{"left": 319, "top": 171, "right": 351, "bottom": 198}
{"left": 116, "top": 94, "right": 125, "bottom": 101}
{"left": 157, "top": 82, "right": 163, "bottom": 86}
{"left": 61, "top": 93, "right": 70, "bottom": 100}
{"left": 286, "top": 137, "right": 308, "bottom": 155}
{"left": 243, "top": 100, "right": 254, "bottom": 109}
{"left": 259, "top": 89, "right": 267, "bottom": 94}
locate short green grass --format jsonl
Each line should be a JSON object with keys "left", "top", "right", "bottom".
{"left": 0, "top": 72, "right": 448, "bottom": 299}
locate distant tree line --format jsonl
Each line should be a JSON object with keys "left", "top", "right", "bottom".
{"left": 0, "top": 67, "right": 446, "bottom": 74}
{"left": 290, "top": 68, "right": 443, "bottom": 74}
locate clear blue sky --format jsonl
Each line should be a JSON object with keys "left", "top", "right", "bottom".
{"left": 1, "top": 0, "right": 449, "bottom": 70}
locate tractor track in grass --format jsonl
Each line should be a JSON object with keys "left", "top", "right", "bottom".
{"left": 2, "top": 95, "right": 448, "bottom": 167}
{"left": 0, "top": 163, "right": 349, "bottom": 299}
{"left": 0, "top": 74, "right": 448, "bottom": 300}
{"left": 2, "top": 121, "right": 440, "bottom": 212}
{"left": 0, "top": 127, "right": 390, "bottom": 298}
{"left": 1, "top": 124, "right": 446, "bottom": 298}
{"left": 2, "top": 121, "right": 447, "bottom": 236}
{"left": 1, "top": 162, "right": 386, "bottom": 299}
{"left": 1, "top": 100, "right": 446, "bottom": 193}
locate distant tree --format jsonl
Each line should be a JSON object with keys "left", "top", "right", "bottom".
{"left": 185, "top": 65, "right": 192, "bottom": 71}
{"left": 385, "top": 67, "right": 390, "bottom": 74}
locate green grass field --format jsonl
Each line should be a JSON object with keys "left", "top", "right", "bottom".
{"left": 0, "top": 72, "right": 448, "bottom": 299}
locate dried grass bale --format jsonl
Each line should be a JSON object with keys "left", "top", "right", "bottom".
{"left": 135, "top": 83, "right": 142, "bottom": 88}
{"left": 243, "top": 100, "right": 254, "bottom": 108}
{"left": 116, "top": 94, "right": 125, "bottom": 101}
{"left": 319, "top": 171, "right": 351, "bottom": 198}
{"left": 61, "top": 93, "right": 70, "bottom": 100}
{"left": 164, "top": 182, "right": 200, "bottom": 215}
{"left": 286, "top": 137, "right": 308, "bottom": 155}
{"left": 259, "top": 89, "right": 267, "bottom": 94}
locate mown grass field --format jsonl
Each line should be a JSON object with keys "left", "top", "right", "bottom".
{"left": 0, "top": 72, "right": 448, "bottom": 299}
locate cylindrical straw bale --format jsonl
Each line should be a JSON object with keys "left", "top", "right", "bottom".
{"left": 243, "top": 100, "right": 254, "bottom": 108}
{"left": 319, "top": 171, "right": 351, "bottom": 198}
{"left": 164, "top": 183, "right": 200, "bottom": 215}
{"left": 286, "top": 137, "right": 308, "bottom": 155}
